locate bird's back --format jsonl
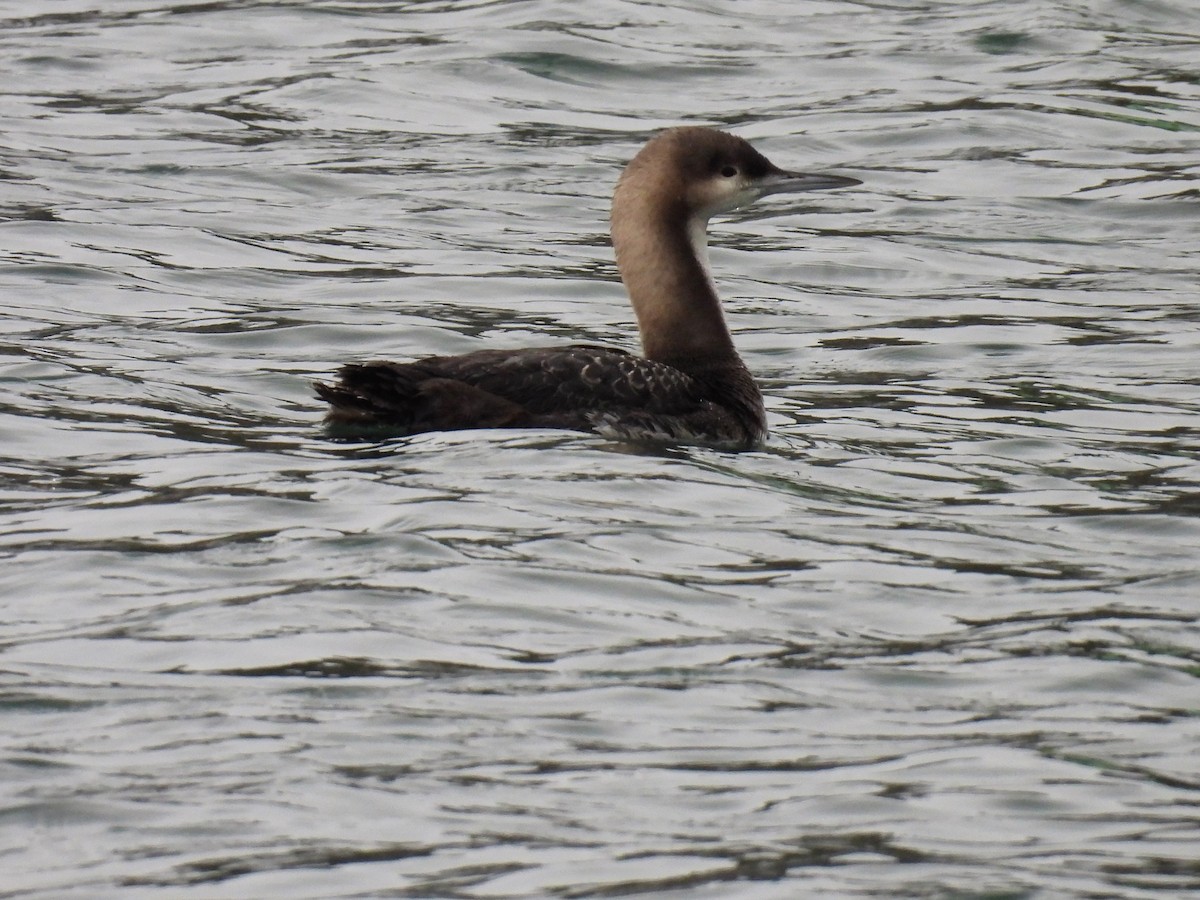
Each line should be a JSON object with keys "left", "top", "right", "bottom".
{"left": 314, "top": 344, "right": 764, "bottom": 447}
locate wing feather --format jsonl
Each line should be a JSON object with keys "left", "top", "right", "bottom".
{"left": 316, "top": 344, "right": 763, "bottom": 447}
{"left": 423, "top": 345, "right": 705, "bottom": 416}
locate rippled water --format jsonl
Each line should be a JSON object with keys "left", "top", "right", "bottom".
{"left": 3, "top": 0, "right": 1199, "bottom": 897}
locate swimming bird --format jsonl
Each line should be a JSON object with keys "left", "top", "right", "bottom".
{"left": 315, "top": 126, "right": 858, "bottom": 449}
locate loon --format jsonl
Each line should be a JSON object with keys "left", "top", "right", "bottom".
{"left": 315, "top": 126, "right": 858, "bottom": 449}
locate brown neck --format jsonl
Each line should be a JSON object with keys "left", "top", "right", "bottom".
{"left": 611, "top": 195, "right": 737, "bottom": 368}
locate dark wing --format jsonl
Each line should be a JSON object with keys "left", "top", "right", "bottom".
{"left": 314, "top": 344, "right": 714, "bottom": 438}
{"left": 423, "top": 345, "right": 705, "bottom": 415}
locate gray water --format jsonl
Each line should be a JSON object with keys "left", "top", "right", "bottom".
{"left": 2, "top": 1, "right": 1199, "bottom": 897}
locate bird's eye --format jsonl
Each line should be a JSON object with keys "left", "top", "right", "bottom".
{"left": 721, "top": 166, "right": 738, "bottom": 178}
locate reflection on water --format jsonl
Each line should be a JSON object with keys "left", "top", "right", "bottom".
{"left": 2, "top": 0, "right": 1198, "bottom": 896}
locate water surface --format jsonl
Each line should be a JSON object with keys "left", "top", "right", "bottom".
{"left": 2, "top": 0, "right": 1198, "bottom": 897}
